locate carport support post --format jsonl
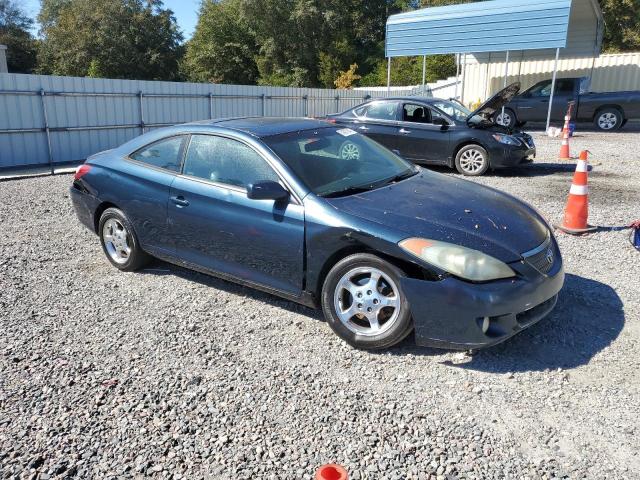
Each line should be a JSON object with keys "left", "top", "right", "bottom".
{"left": 39, "top": 88, "right": 54, "bottom": 175}
{"left": 422, "top": 55, "right": 427, "bottom": 94}
{"left": 460, "top": 53, "right": 467, "bottom": 105}
{"left": 546, "top": 48, "right": 561, "bottom": 132}
{"left": 501, "top": 50, "right": 510, "bottom": 121}
{"left": 387, "top": 57, "right": 391, "bottom": 93}
{"left": 454, "top": 53, "right": 460, "bottom": 99}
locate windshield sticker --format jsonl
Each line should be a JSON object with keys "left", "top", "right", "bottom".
{"left": 336, "top": 128, "right": 356, "bottom": 137}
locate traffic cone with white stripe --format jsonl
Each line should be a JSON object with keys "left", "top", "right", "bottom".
{"left": 556, "top": 151, "right": 597, "bottom": 235}
{"left": 558, "top": 108, "right": 573, "bottom": 160}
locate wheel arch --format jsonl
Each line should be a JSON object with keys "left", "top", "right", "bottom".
{"left": 94, "top": 201, "right": 120, "bottom": 233}
{"left": 452, "top": 140, "right": 489, "bottom": 165}
{"left": 593, "top": 104, "right": 625, "bottom": 121}
{"left": 312, "top": 243, "right": 435, "bottom": 301}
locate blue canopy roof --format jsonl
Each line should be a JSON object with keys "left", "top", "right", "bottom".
{"left": 386, "top": 0, "right": 572, "bottom": 57}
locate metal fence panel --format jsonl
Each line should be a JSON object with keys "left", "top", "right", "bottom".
{"left": 0, "top": 73, "right": 409, "bottom": 171}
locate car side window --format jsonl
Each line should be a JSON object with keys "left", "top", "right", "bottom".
{"left": 130, "top": 136, "right": 185, "bottom": 172}
{"left": 182, "top": 135, "right": 280, "bottom": 189}
{"left": 403, "top": 103, "right": 432, "bottom": 124}
{"left": 364, "top": 101, "right": 398, "bottom": 121}
{"left": 530, "top": 79, "right": 573, "bottom": 97}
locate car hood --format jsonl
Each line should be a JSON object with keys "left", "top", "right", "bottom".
{"left": 467, "top": 82, "right": 521, "bottom": 124}
{"left": 326, "top": 171, "right": 549, "bottom": 263}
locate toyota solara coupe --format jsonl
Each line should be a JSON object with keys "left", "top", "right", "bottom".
{"left": 70, "top": 117, "right": 564, "bottom": 350}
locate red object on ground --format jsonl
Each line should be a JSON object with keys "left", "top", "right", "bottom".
{"left": 556, "top": 150, "right": 597, "bottom": 234}
{"left": 316, "top": 464, "right": 348, "bottom": 480}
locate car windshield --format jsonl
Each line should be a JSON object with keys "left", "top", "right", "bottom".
{"left": 264, "top": 127, "right": 417, "bottom": 197}
{"left": 431, "top": 100, "right": 473, "bottom": 122}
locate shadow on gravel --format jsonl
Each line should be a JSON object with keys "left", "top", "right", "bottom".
{"left": 388, "top": 274, "right": 625, "bottom": 373}
{"left": 140, "top": 259, "right": 324, "bottom": 321}
{"left": 427, "top": 163, "right": 582, "bottom": 179}
{"left": 447, "top": 274, "right": 624, "bottom": 373}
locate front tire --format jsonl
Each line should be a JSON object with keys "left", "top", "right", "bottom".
{"left": 455, "top": 144, "right": 490, "bottom": 176}
{"left": 99, "top": 208, "right": 150, "bottom": 271}
{"left": 594, "top": 108, "right": 623, "bottom": 131}
{"left": 321, "top": 254, "right": 413, "bottom": 350}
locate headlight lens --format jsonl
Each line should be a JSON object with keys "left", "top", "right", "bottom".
{"left": 492, "top": 133, "right": 521, "bottom": 146}
{"left": 399, "top": 238, "right": 515, "bottom": 282}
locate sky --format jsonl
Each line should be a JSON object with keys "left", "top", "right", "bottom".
{"left": 20, "top": 0, "right": 202, "bottom": 40}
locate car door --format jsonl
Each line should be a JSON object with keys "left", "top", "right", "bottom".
{"left": 168, "top": 133, "right": 305, "bottom": 296}
{"left": 352, "top": 100, "right": 400, "bottom": 152}
{"left": 395, "top": 103, "right": 451, "bottom": 164}
{"left": 122, "top": 135, "right": 187, "bottom": 255}
{"left": 516, "top": 79, "right": 574, "bottom": 122}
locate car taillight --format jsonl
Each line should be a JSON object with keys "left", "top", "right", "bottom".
{"left": 74, "top": 164, "right": 91, "bottom": 180}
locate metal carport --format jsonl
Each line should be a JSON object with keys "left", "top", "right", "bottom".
{"left": 385, "top": 0, "right": 603, "bottom": 130}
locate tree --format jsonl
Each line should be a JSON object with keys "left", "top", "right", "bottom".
{"left": 600, "top": 0, "right": 640, "bottom": 52}
{"left": 0, "top": 0, "right": 37, "bottom": 73}
{"left": 360, "top": 54, "right": 457, "bottom": 87}
{"left": 335, "top": 63, "right": 362, "bottom": 89}
{"left": 37, "top": 0, "right": 183, "bottom": 80}
{"left": 182, "top": 0, "right": 258, "bottom": 84}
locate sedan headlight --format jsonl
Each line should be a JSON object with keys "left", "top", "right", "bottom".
{"left": 492, "top": 133, "right": 521, "bottom": 146}
{"left": 399, "top": 238, "right": 515, "bottom": 282}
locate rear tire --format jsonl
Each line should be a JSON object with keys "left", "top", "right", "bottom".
{"left": 455, "top": 144, "right": 490, "bottom": 176}
{"left": 98, "top": 208, "right": 150, "bottom": 272}
{"left": 594, "top": 108, "right": 623, "bottom": 131}
{"left": 321, "top": 254, "right": 413, "bottom": 350}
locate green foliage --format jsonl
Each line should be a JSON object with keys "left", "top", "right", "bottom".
{"left": 182, "top": 0, "right": 258, "bottom": 84}
{"left": 0, "top": 0, "right": 37, "bottom": 73}
{"left": 600, "top": 0, "right": 640, "bottom": 52}
{"left": 360, "top": 54, "right": 457, "bottom": 87}
{"left": 37, "top": 0, "right": 183, "bottom": 80}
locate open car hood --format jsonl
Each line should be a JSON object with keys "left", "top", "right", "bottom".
{"left": 467, "top": 82, "right": 521, "bottom": 123}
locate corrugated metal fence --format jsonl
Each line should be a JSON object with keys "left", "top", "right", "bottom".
{"left": 461, "top": 52, "right": 640, "bottom": 106}
{"left": 0, "top": 74, "right": 410, "bottom": 173}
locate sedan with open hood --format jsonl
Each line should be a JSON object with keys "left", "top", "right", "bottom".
{"left": 70, "top": 117, "right": 564, "bottom": 350}
{"left": 326, "top": 82, "right": 535, "bottom": 176}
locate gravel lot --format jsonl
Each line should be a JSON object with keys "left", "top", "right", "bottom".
{"left": 1, "top": 126, "right": 639, "bottom": 479}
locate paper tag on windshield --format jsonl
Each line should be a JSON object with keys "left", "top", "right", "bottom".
{"left": 336, "top": 128, "right": 356, "bottom": 137}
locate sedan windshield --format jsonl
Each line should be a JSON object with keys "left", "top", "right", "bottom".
{"left": 264, "top": 127, "right": 417, "bottom": 197}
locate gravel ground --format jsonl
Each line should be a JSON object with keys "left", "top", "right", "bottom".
{"left": 1, "top": 127, "right": 639, "bottom": 480}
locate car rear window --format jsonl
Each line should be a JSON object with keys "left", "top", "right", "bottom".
{"left": 130, "top": 136, "right": 185, "bottom": 172}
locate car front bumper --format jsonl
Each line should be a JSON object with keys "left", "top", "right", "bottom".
{"left": 489, "top": 145, "right": 536, "bottom": 168}
{"left": 401, "top": 262, "right": 564, "bottom": 350}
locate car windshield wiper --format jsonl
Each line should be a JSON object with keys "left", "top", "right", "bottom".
{"left": 371, "top": 169, "right": 418, "bottom": 188}
{"left": 321, "top": 185, "right": 375, "bottom": 198}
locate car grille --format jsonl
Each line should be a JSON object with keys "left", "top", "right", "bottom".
{"left": 522, "top": 235, "right": 554, "bottom": 274}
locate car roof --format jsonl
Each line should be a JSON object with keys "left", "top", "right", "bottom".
{"left": 185, "top": 117, "right": 332, "bottom": 138}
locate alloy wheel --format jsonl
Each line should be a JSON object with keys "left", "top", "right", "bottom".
{"left": 102, "top": 218, "right": 132, "bottom": 265}
{"left": 496, "top": 111, "right": 512, "bottom": 127}
{"left": 333, "top": 266, "right": 400, "bottom": 336}
{"left": 459, "top": 148, "right": 487, "bottom": 174}
{"left": 598, "top": 112, "right": 618, "bottom": 130}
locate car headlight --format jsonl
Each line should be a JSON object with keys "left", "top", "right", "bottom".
{"left": 492, "top": 133, "right": 521, "bottom": 146}
{"left": 399, "top": 238, "right": 515, "bottom": 282}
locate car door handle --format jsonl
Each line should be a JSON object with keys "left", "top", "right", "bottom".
{"left": 358, "top": 126, "right": 370, "bottom": 131}
{"left": 170, "top": 196, "right": 190, "bottom": 207}
{"left": 399, "top": 128, "right": 411, "bottom": 134}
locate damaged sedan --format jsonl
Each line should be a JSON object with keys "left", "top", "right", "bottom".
{"left": 70, "top": 117, "right": 564, "bottom": 350}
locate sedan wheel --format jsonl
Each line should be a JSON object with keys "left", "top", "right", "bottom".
{"left": 495, "top": 109, "right": 515, "bottom": 128}
{"left": 321, "top": 253, "right": 413, "bottom": 349}
{"left": 455, "top": 145, "right": 489, "bottom": 176}
{"left": 99, "top": 207, "right": 150, "bottom": 271}
{"left": 334, "top": 267, "right": 400, "bottom": 336}
{"left": 595, "top": 109, "right": 621, "bottom": 131}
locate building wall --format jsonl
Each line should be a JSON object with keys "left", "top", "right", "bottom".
{"left": 0, "top": 73, "right": 412, "bottom": 170}
{"left": 461, "top": 52, "right": 640, "bottom": 106}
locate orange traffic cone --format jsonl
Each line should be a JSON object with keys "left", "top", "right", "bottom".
{"left": 558, "top": 113, "right": 572, "bottom": 160}
{"left": 556, "top": 151, "right": 597, "bottom": 235}
{"left": 316, "top": 464, "right": 348, "bottom": 480}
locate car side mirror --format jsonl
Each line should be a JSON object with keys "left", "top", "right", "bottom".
{"left": 247, "top": 181, "right": 289, "bottom": 201}
{"left": 433, "top": 117, "right": 449, "bottom": 128}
